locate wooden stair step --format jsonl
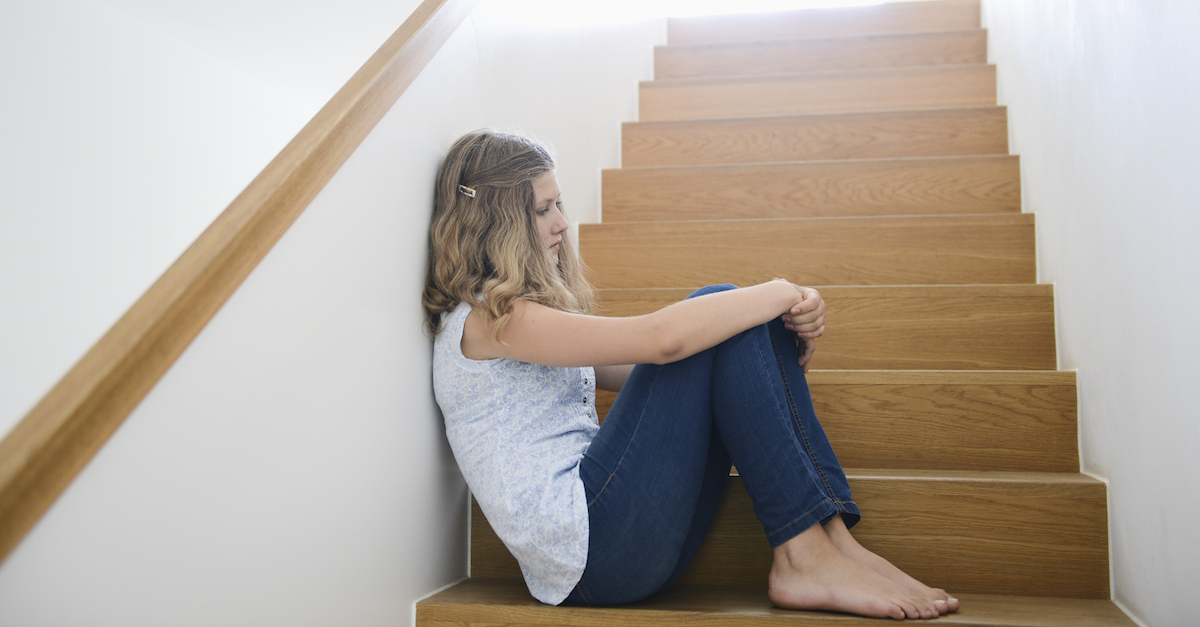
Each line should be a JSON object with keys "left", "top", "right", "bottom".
{"left": 810, "top": 370, "right": 1076, "bottom": 472}
{"left": 602, "top": 156, "right": 1021, "bottom": 222}
{"left": 640, "top": 65, "right": 996, "bottom": 121}
{"left": 580, "top": 214, "right": 1035, "bottom": 288}
{"left": 470, "top": 471, "right": 1110, "bottom": 599}
{"left": 419, "top": 579, "right": 1138, "bottom": 627}
{"left": 596, "top": 369, "right": 1077, "bottom": 473}
{"left": 594, "top": 284, "right": 1055, "bottom": 371}
{"left": 622, "top": 107, "right": 1009, "bottom": 167}
{"left": 668, "top": 0, "right": 981, "bottom": 45}
{"left": 655, "top": 29, "right": 988, "bottom": 79}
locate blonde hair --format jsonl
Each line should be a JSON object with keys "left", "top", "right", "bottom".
{"left": 423, "top": 130, "right": 595, "bottom": 338}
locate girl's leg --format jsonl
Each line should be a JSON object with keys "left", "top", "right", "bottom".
{"left": 567, "top": 284, "right": 745, "bottom": 605}
{"left": 571, "top": 285, "right": 953, "bottom": 617}
{"left": 708, "top": 315, "right": 859, "bottom": 543}
{"left": 566, "top": 286, "right": 738, "bottom": 605}
{"left": 706, "top": 307, "right": 952, "bottom": 618}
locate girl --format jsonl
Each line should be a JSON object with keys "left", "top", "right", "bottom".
{"left": 424, "top": 130, "right": 959, "bottom": 620}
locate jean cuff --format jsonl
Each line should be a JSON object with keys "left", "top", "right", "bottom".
{"left": 765, "top": 498, "right": 861, "bottom": 548}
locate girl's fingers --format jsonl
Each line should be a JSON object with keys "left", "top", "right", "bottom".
{"left": 798, "top": 337, "right": 817, "bottom": 371}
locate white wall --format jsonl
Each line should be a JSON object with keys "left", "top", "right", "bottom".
{"left": 0, "top": 0, "right": 310, "bottom": 436}
{"left": 468, "top": 4, "right": 666, "bottom": 226}
{"left": 0, "top": 1, "right": 663, "bottom": 624}
{"left": 0, "top": 13, "right": 485, "bottom": 626}
{"left": 0, "top": 0, "right": 665, "bottom": 441}
{"left": 981, "top": 2, "right": 1200, "bottom": 625}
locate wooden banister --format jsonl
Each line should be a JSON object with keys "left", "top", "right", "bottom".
{"left": 0, "top": 0, "right": 479, "bottom": 566}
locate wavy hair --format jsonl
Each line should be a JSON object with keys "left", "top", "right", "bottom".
{"left": 422, "top": 130, "right": 595, "bottom": 338}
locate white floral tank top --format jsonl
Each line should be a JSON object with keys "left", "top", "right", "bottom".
{"left": 432, "top": 302, "right": 598, "bottom": 604}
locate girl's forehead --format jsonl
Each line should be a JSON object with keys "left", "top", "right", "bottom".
{"left": 532, "top": 170, "right": 560, "bottom": 202}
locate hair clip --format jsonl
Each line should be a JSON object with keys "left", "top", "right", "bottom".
{"left": 457, "top": 185, "right": 476, "bottom": 198}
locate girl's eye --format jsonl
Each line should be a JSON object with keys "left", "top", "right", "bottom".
{"left": 555, "top": 200, "right": 564, "bottom": 210}
{"left": 536, "top": 208, "right": 550, "bottom": 217}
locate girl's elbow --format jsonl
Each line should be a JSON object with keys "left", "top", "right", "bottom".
{"left": 651, "top": 334, "right": 687, "bottom": 365}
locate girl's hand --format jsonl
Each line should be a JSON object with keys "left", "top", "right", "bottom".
{"left": 773, "top": 279, "right": 825, "bottom": 339}
{"left": 772, "top": 278, "right": 825, "bottom": 370}
{"left": 798, "top": 336, "right": 817, "bottom": 373}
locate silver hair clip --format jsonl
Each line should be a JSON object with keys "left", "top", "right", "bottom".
{"left": 457, "top": 185, "right": 476, "bottom": 198}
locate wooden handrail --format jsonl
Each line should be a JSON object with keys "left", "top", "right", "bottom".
{"left": 0, "top": 0, "right": 479, "bottom": 565}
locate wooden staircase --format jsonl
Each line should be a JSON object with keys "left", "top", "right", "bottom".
{"left": 419, "top": 1, "right": 1136, "bottom": 624}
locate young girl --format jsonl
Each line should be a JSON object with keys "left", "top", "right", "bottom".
{"left": 424, "top": 130, "right": 959, "bottom": 620}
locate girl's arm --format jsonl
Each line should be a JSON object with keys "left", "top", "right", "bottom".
{"left": 461, "top": 281, "right": 822, "bottom": 368}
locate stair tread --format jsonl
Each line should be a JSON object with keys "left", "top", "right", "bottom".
{"left": 842, "top": 468, "right": 1099, "bottom": 485}
{"left": 420, "top": 579, "right": 1137, "bottom": 626}
{"left": 609, "top": 153, "right": 1012, "bottom": 171}
{"left": 658, "top": 29, "right": 987, "bottom": 58}
{"left": 631, "top": 103, "right": 1005, "bottom": 125}
{"left": 598, "top": 283, "right": 1053, "bottom": 298}
{"left": 806, "top": 368, "right": 1076, "bottom": 385}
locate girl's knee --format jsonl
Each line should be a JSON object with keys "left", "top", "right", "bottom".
{"left": 687, "top": 284, "right": 738, "bottom": 299}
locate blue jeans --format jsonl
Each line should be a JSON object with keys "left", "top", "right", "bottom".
{"left": 565, "top": 285, "right": 860, "bottom": 605}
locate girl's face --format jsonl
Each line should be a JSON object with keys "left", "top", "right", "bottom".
{"left": 532, "top": 170, "right": 568, "bottom": 262}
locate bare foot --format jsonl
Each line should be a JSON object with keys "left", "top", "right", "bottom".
{"left": 768, "top": 522, "right": 941, "bottom": 620}
{"left": 824, "top": 515, "right": 960, "bottom": 614}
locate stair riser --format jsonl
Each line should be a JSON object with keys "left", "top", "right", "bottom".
{"left": 602, "top": 156, "right": 1021, "bottom": 222}
{"left": 814, "top": 381, "right": 1079, "bottom": 471}
{"left": 623, "top": 107, "right": 1009, "bottom": 167}
{"left": 655, "top": 30, "right": 988, "bottom": 79}
{"left": 597, "top": 380, "right": 1078, "bottom": 473}
{"left": 596, "top": 366, "right": 1078, "bottom": 473}
{"left": 580, "top": 214, "right": 1035, "bottom": 288}
{"left": 693, "top": 477, "right": 1108, "bottom": 598}
{"left": 640, "top": 65, "right": 996, "bottom": 121}
{"left": 472, "top": 475, "right": 1108, "bottom": 599}
{"left": 594, "top": 285, "right": 1055, "bottom": 371}
{"left": 668, "top": 0, "right": 981, "bottom": 44}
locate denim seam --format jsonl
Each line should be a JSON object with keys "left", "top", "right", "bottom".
{"left": 586, "top": 473, "right": 614, "bottom": 510}
{"left": 768, "top": 330, "right": 836, "bottom": 498}
{"left": 585, "top": 367, "right": 659, "bottom": 510}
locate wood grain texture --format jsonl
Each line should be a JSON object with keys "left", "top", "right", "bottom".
{"left": 622, "top": 107, "right": 1009, "bottom": 167}
{"left": 602, "top": 156, "right": 1021, "bottom": 222}
{"left": 668, "top": 0, "right": 981, "bottom": 45}
{"left": 420, "top": 579, "right": 1138, "bottom": 627}
{"left": 810, "top": 373, "right": 1077, "bottom": 472}
{"left": 640, "top": 65, "right": 996, "bottom": 121}
{"left": 580, "top": 214, "right": 1036, "bottom": 288}
{"left": 655, "top": 29, "right": 988, "bottom": 79}
{"left": 594, "top": 284, "right": 1055, "bottom": 370}
{"left": 471, "top": 472, "right": 1109, "bottom": 598}
{"left": 597, "top": 369, "right": 1078, "bottom": 472}
{"left": 0, "top": 0, "right": 479, "bottom": 567}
